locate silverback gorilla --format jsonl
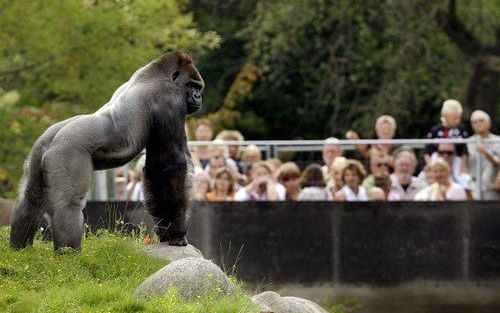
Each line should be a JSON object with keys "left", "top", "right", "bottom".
{"left": 10, "top": 51, "right": 204, "bottom": 251}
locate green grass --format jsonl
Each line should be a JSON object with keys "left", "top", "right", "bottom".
{"left": 0, "top": 227, "right": 258, "bottom": 313}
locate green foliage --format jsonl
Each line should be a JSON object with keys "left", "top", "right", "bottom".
{"left": 0, "top": 227, "right": 259, "bottom": 312}
{"left": 0, "top": 91, "right": 54, "bottom": 198}
{"left": 0, "top": 0, "right": 220, "bottom": 197}
{"left": 226, "top": 0, "right": 498, "bottom": 139}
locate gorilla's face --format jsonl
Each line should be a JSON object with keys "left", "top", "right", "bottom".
{"left": 169, "top": 52, "right": 205, "bottom": 115}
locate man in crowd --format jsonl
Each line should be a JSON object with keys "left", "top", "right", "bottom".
{"left": 192, "top": 118, "right": 214, "bottom": 169}
{"left": 321, "top": 137, "right": 343, "bottom": 181}
{"left": 467, "top": 110, "right": 500, "bottom": 200}
{"left": 390, "top": 150, "right": 424, "bottom": 200}
{"left": 362, "top": 152, "right": 392, "bottom": 190}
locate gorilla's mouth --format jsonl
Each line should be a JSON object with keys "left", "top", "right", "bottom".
{"left": 186, "top": 81, "right": 203, "bottom": 114}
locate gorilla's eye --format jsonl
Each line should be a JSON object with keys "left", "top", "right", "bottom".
{"left": 172, "top": 70, "right": 180, "bottom": 81}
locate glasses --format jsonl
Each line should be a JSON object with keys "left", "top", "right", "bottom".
{"left": 471, "top": 119, "right": 485, "bottom": 123}
{"left": 375, "top": 162, "right": 390, "bottom": 168}
{"left": 438, "top": 150, "right": 455, "bottom": 156}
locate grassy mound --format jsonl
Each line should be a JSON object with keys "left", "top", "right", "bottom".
{"left": 0, "top": 227, "right": 257, "bottom": 313}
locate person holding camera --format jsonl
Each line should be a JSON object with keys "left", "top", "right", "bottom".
{"left": 234, "top": 161, "right": 286, "bottom": 201}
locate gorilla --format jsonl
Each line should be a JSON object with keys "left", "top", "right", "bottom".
{"left": 10, "top": 51, "right": 204, "bottom": 251}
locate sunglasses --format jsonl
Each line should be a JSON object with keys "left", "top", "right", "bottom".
{"left": 438, "top": 150, "right": 455, "bottom": 156}
{"left": 375, "top": 162, "right": 390, "bottom": 167}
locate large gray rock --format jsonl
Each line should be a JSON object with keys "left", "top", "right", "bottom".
{"left": 144, "top": 243, "right": 204, "bottom": 262}
{"left": 134, "top": 257, "right": 235, "bottom": 300}
{"left": 252, "top": 291, "right": 329, "bottom": 313}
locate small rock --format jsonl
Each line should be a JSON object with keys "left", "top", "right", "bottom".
{"left": 145, "top": 242, "right": 204, "bottom": 262}
{"left": 134, "top": 257, "right": 235, "bottom": 300}
{"left": 252, "top": 291, "right": 328, "bottom": 313}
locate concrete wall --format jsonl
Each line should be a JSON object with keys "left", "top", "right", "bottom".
{"left": 83, "top": 201, "right": 500, "bottom": 286}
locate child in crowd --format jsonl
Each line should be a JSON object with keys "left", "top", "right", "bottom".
{"left": 240, "top": 145, "right": 262, "bottom": 175}
{"left": 368, "top": 187, "right": 386, "bottom": 201}
{"left": 424, "top": 99, "right": 468, "bottom": 167}
{"left": 326, "top": 157, "right": 348, "bottom": 196}
{"left": 275, "top": 162, "right": 302, "bottom": 200}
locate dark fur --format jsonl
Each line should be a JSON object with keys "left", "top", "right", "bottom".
{"left": 9, "top": 51, "right": 204, "bottom": 251}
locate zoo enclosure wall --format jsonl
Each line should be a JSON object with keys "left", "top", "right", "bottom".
{"left": 84, "top": 200, "right": 500, "bottom": 286}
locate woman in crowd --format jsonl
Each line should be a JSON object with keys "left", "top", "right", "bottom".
{"left": 234, "top": 161, "right": 286, "bottom": 201}
{"left": 298, "top": 163, "right": 333, "bottom": 200}
{"left": 206, "top": 168, "right": 236, "bottom": 201}
{"left": 276, "top": 162, "right": 302, "bottom": 200}
{"left": 191, "top": 172, "right": 211, "bottom": 201}
{"left": 326, "top": 157, "right": 347, "bottom": 196}
{"left": 345, "top": 114, "right": 399, "bottom": 159}
{"left": 126, "top": 154, "right": 146, "bottom": 201}
{"left": 335, "top": 159, "right": 368, "bottom": 201}
{"left": 414, "top": 158, "right": 467, "bottom": 201}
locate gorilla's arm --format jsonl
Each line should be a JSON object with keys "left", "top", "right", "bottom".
{"left": 143, "top": 110, "right": 191, "bottom": 245}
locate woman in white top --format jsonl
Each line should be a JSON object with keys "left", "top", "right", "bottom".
{"left": 298, "top": 163, "right": 333, "bottom": 200}
{"left": 414, "top": 158, "right": 467, "bottom": 201}
{"left": 335, "top": 159, "right": 368, "bottom": 201}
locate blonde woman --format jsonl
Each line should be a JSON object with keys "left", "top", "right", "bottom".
{"left": 326, "top": 156, "right": 347, "bottom": 196}
{"left": 345, "top": 114, "right": 398, "bottom": 159}
{"left": 414, "top": 158, "right": 467, "bottom": 201}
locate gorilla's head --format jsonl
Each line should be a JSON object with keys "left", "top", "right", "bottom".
{"left": 149, "top": 51, "right": 205, "bottom": 115}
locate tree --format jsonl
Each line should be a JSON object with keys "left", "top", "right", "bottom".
{"left": 222, "top": 0, "right": 498, "bottom": 139}
{"left": 435, "top": 0, "right": 500, "bottom": 128}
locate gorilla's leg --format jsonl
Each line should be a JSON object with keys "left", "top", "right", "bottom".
{"left": 143, "top": 151, "right": 191, "bottom": 246}
{"left": 10, "top": 146, "right": 48, "bottom": 249}
{"left": 43, "top": 147, "right": 93, "bottom": 251}
{"left": 10, "top": 116, "right": 81, "bottom": 249}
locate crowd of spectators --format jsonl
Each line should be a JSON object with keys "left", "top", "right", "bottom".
{"left": 123, "top": 99, "right": 499, "bottom": 202}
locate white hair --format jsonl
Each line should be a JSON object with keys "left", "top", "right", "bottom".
{"left": 471, "top": 110, "right": 491, "bottom": 125}
{"left": 441, "top": 99, "right": 463, "bottom": 116}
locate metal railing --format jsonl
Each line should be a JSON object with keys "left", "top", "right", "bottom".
{"left": 89, "top": 137, "right": 500, "bottom": 201}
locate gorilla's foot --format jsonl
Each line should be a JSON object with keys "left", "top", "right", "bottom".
{"left": 166, "top": 235, "right": 188, "bottom": 246}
